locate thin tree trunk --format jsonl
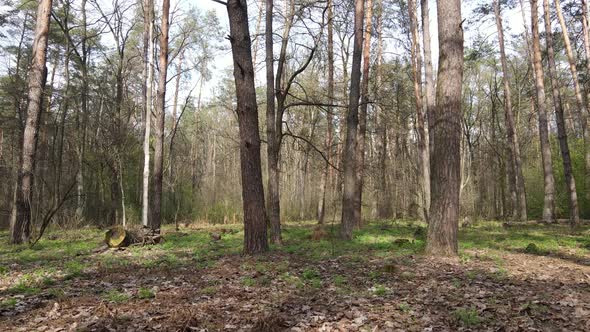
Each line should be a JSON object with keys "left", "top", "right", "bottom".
{"left": 355, "top": 0, "right": 373, "bottom": 228}
{"left": 151, "top": 0, "right": 171, "bottom": 231}
{"left": 409, "top": 0, "right": 430, "bottom": 221}
{"left": 265, "top": 0, "right": 281, "bottom": 244}
{"left": 494, "top": 0, "right": 527, "bottom": 221}
{"left": 543, "top": 0, "right": 580, "bottom": 225}
{"left": 226, "top": 0, "right": 269, "bottom": 254}
{"left": 426, "top": 0, "right": 463, "bottom": 256}
{"left": 318, "top": 0, "right": 334, "bottom": 225}
{"left": 340, "top": 0, "right": 365, "bottom": 240}
{"left": 10, "top": 0, "right": 53, "bottom": 244}
{"left": 142, "top": 0, "right": 154, "bottom": 228}
{"left": 531, "top": 0, "right": 556, "bottom": 223}
{"left": 581, "top": 0, "right": 590, "bottom": 203}
{"left": 375, "top": 0, "right": 390, "bottom": 219}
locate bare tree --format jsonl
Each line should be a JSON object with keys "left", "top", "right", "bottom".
{"left": 151, "top": 0, "right": 171, "bottom": 232}
{"left": 493, "top": 0, "right": 527, "bottom": 221}
{"left": 531, "top": 0, "right": 555, "bottom": 223}
{"left": 426, "top": 0, "right": 463, "bottom": 255}
{"left": 10, "top": 0, "right": 53, "bottom": 244}
{"left": 409, "top": 0, "right": 429, "bottom": 221}
{"left": 225, "top": 0, "right": 269, "bottom": 254}
{"left": 317, "top": 0, "right": 335, "bottom": 225}
{"left": 543, "top": 0, "right": 579, "bottom": 225}
{"left": 340, "top": 0, "right": 364, "bottom": 239}
{"left": 142, "top": 0, "right": 155, "bottom": 228}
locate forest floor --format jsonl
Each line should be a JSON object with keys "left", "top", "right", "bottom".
{"left": 1, "top": 220, "right": 590, "bottom": 331}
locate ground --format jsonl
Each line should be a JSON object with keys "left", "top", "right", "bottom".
{"left": 1, "top": 220, "right": 589, "bottom": 331}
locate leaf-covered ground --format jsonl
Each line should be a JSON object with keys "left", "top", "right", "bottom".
{"left": 1, "top": 220, "right": 589, "bottom": 331}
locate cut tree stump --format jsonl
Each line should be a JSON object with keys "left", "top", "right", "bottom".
{"left": 104, "top": 226, "right": 162, "bottom": 248}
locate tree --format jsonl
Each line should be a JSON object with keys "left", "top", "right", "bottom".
{"left": 409, "top": 0, "right": 430, "bottom": 221}
{"left": 340, "top": 0, "right": 365, "bottom": 240}
{"left": 421, "top": 0, "right": 435, "bottom": 154}
{"left": 493, "top": 0, "right": 527, "bottom": 221}
{"left": 151, "top": 0, "right": 171, "bottom": 232}
{"left": 426, "top": 0, "right": 463, "bottom": 255}
{"left": 142, "top": 0, "right": 155, "bottom": 228}
{"left": 265, "top": 0, "right": 280, "bottom": 243}
{"left": 530, "top": 0, "right": 555, "bottom": 223}
{"left": 317, "top": 0, "right": 335, "bottom": 225}
{"left": 10, "top": 0, "right": 53, "bottom": 244}
{"left": 225, "top": 0, "right": 269, "bottom": 254}
{"left": 543, "top": 0, "right": 579, "bottom": 225}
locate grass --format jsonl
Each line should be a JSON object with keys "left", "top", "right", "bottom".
{"left": 103, "top": 290, "right": 130, "bottom": 303}
{"left": 453, "top": 307, "right": 482, "bottom": 326}
{"left": 0, "top": 220, "right": 588, "bottom": 314}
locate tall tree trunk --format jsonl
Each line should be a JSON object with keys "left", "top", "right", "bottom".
{"left": 531, "top": 0, "right": 556, "bottom": 223}
{"left": 493, "top": 0, "right": 527, "bottom": 221}
{"left": 409, "top": 0, "right": 430, "bottom": 221}
{"left": 226, "top": 0, "right": 269, "bottom": 254}
{"left": 318, "top": 0, "right": 335, "bottom": 225}
{"left": 10, "top": 0, "right": 53, "bottom": 244}
{"left": 265, "top": 0, "right": 281, "bottom": 244}
{"left": 151, "top": 0, "right": 171, "bottom": 231}
{"left": 581, "top": 0, "right": 590, "bottom": 204}
{"left": 340, "top": 0, "right": 365, "bottom": 240}
{"left": 375, "top": 0, "right": 391, "bottom": 219}
{"left": 421, "top": 0, "right": 435, "bottom": 154}
{"left": 142, "top": 0, "right": 154, "bottom": 228}
{"left": 426, "top": 0, "right": 463, "bottom": 256}
{"left": 544, "top": 0, "right": 580, "bottom": 225}
{"left": 355, "top": 0, "right": 373, "bottom": 227}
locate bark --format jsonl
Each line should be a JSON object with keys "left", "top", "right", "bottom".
{"left": 409, "top": 0, "right": 430, "bottom": 221}
{"left": 340, "top": 0, "right": 365, "bottom": 240}
{"left": 581, "top": 0, "right": 590, "bottom": 203}
{"left": 375, "top": 0, "right": 391, "bottom": 219}
{"left": 142, "top": 0, "right": 154, "bottom": 228}
{"left": 355, "top": 0, "right": 373, "bottom": 227}
{"left": 531, "top": 0, "right": 556, "bottom": 223}
{"left": 543, "top": 0, "right": 580, "bottom": 225}
{"left": 10, "top": 0, "right": 53, "bottom": 244}
{"left": 425, "top": 0, "right": 463, "bottom": 256}
{"left": 421, "top": 0, "right": 435, "bottom": 154}
{"left": 318, "top": 0, "right": 335, "bottom": 225}
{"left": 265, "top": 0, "right": 281, "bottom": 244}
{"left": 151, "top": 0, "right": 171, "bottom": 231}
{"left": 226, "top": 0, "right": 269, "bottom": 254}
{"left": 493, "top": 0, "right": 527, "bottom": 221}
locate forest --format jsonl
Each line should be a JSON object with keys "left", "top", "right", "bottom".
{"left": 0, "top": 0, "right": 589, "bottom": 330}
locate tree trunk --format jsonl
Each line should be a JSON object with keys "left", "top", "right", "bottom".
{"left": 493, "top": 0, "right": 527, "bottom": 221}
{"left": 10, "top": 0, "right": 53, "bottom": 244}
{"left": 425, "top": 0, "right": 463, "bottom": 256}
{"left": 543, "top": 0, "right": 580, "bottom": 225}
{"left": 409, "top": 0, "right": 430, "bottom": 221}
{"left": 375, "top": 0, "right": 391, "bottom": 219}
{"left": 318, "top": 0, "right": 335, "bottom": 225}
{"left": 142, "top": 0, "right": 154, "bottom": 228}
{"left": 151, "top": 0, "right": 171, "bottom": 232}
{"left": 355, "top": 0, "right": 373, "bottom": 227}
{"left": 226, "top": 0, "right": 269, "bottom": 254}
{"left": 421, "top": 0, "right": 435, "bottom": 154}
{"left": 531, "top": 0, "right": 556, "bottom": 223}
{"left": 580, "top": 0, "right": 590, "bottom": 205}
{"left": 340, "top": 0, "right": 365, "bottom": 240}
{"left": 265, "top": 0, "right": 281, "bottom": 244}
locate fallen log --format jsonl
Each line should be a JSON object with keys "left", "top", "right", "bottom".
{"left": 104, "top": 226, "right": 162, "bottom": 248}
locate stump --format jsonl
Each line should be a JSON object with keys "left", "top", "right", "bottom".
{"left": 104, "top": 226, "right": 162, "bottom": 248}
